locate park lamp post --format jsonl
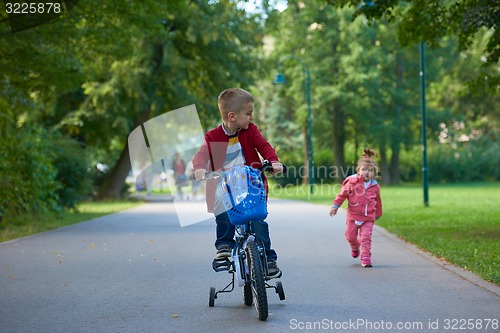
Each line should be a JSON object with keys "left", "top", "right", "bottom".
{"left": 273, "top": 55, "right": 314, "bottom": 194}
{"left": 420, "top": 42, "right": 430, "bottom": 207}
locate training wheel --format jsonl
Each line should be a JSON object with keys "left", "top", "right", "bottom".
{"left": 209, "top": 286, "right": 216, "bottom": 307}
{"left": 275, "top": 281, "right": 285, "bottom": 301}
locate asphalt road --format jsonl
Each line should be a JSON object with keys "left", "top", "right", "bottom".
{"left": 1, "top": 198, "right": 499, "bottom": 333}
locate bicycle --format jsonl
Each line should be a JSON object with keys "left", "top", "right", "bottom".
{"left": 205, "top": 161, "right": 286, "bottom": 321}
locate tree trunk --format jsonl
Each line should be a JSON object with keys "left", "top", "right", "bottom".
{"left": 95, "top": 41, "right": 163, "bottom": 199}
{"left": 389, "top": 144, "right": 401, "bottom": 184}
{"left": 95, "top": 142, "right": 132, "bottom": 199}
{"left": 379, "top": 146, "right": 390, "bottom": 184}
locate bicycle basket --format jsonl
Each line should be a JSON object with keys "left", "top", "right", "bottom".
{"left": 215, "top": 165, "right": 267, "bottom": 225}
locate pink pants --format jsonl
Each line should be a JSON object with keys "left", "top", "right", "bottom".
{"left": 345, "top": 220, "right": 375, "bottom": 260}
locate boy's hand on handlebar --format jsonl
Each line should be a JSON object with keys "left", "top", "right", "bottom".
{"left": 271, "top": 162, "right": 283, "bottom": 174}
{"left": 194, "top": 169, "right": 207, "bottom": 180}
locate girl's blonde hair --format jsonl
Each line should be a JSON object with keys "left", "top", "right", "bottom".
{"left": 217, "top": 88, "right": 254, "bottom": 120}
{"left": 356, "top": 148, "right": 379, "bottom": 173}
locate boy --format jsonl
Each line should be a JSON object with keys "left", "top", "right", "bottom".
{"left": 193, "top": 88, "right": 283, "bottom": 278}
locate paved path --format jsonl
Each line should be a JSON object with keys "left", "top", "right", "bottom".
{"left": 1, "top": 199, "right": 498, "bottom": 333}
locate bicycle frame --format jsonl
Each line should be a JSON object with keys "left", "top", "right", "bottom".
{"left": 211, "top": 221, "right": 268, "bottom": 292}
{"left": 234, "top": 223, "right": 268, "bottom": 285}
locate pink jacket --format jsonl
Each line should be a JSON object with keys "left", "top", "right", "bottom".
{"left": 332, "top": 174, "right": 383, "bottom": 222}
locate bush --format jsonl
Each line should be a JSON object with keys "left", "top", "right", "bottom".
{"left": 427, "top": 135, "right": 499, "bottom": 183}
{"left": 0, "top": 127, "right": 94, "bottom": 220}
{"left": 0, "top": 127, "right": 60, "bottom": 218}
{"left": 51, "top": 135, "right": 93, "bottom": 208}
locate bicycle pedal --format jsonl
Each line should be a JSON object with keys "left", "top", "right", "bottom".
{"left": 212, "top": 258, "right": 232, "bottom": 272}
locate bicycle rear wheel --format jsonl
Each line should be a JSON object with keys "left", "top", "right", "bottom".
{"left": 246, "top": 238, "right": 268, "bottom": 321}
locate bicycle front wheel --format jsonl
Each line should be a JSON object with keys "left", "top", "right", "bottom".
{"left": 246, "top": 237, "right": 268, "bottom": 321}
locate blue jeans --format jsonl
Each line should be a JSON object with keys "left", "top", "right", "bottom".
{"left": 215, "top": 211, "right": 278, "bottom": 261}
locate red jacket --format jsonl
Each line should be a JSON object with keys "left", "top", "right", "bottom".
{"left": 192, "top": 123, "right": 279, "bottom": 213}
{"left": 333, "top": 175, "right": 383, "bottom": 222}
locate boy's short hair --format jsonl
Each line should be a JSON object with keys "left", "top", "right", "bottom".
{"left": 218, "top": 88, "right": 254, "bottom": 119}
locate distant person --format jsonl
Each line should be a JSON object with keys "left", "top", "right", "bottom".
{"left": 171, "top": 152, "right": 187, "bottom": 199}
{"left": 329, "top": 148, "right": 383, "bottom": 267}
{"left": 186, "top": 161, "right": 203, "bottom": 201}
{"left": 192, "top": 88, "right": 284, "bottom": 278}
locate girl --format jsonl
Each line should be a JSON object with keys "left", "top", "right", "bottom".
{"left": 329, "top": 148, "right": 383, "bottom": 267}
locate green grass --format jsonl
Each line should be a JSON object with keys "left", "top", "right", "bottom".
{"left": 0, "top": 200, "right": 143, "bottom": 242}
{"left": 269, "top": 182, "right": 500, "bottom": 284}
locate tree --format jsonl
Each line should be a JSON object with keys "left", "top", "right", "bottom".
{"left": 0, "top": 0, "right": 269, "bottom": 211}
{"left": 76, "top": 0, "right": 267, "bottom": 198}
{"left": 323, "top": 0, "right": 499, "bottom": 93}
{"left": 265, "top": 2, "right": 420, "bottom": 183}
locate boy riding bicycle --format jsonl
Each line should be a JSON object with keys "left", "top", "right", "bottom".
{"left": 193, "top": 88, "right": 283, "bottom": 278}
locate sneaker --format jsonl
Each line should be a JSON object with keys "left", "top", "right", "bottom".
{"left": 351, "top": 247, "right": 360, "bottom": 258}
{"left": 215, "top": 244, "right": 231, "bottom": 259}
{"left": 361, "top": 257, "right": 372, "bottom": 268}
{"left": 267, "top": 260, "right": 282, "bottom": 279}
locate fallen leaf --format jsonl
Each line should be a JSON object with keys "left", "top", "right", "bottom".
{"left": 89, "top": 243, "right": 95, "bottom": 250}
{"left": 172, "top": 314, "right": 179, "bottom": 318}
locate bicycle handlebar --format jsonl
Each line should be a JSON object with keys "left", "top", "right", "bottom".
{"left": 201, "top": 160, "right": 287, "bottom": 181}
{"left": 260, "top": 160, "right": 288, "bottom": 174}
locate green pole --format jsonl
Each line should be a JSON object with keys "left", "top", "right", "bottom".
{"left": 274, "top": 55, "right": 314, "bottom": 194}
{"left": 420, "top": 42, "right": 429, "bottom": 207}
{"left": 305, "top": 69, "right": 314, "bottom": 194}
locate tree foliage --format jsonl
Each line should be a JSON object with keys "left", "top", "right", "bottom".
{"left": 263, "top": 0, "right": 498, "bottom": 184}
{"left": 323, "top": 0, "right": 499, "bottom": 93}
{"left": 0, "top": 127, "right": 60, "bottom": 217}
